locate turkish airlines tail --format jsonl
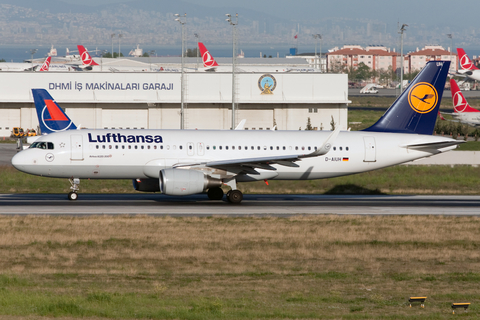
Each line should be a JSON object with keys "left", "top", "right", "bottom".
{"left": 450, "top": 79, "right": 480, "bottom": 113}
{"left": 457, "top": 48, "right": 479, "bottom": 71}
{"left": 198, "top": 42, "right": 219, "bottom": 68}
{"left": 38, "top": 56, "right": 51, "bottom": 71}
{"left": 77, "top": 45, "right": 99, "bottom": 66}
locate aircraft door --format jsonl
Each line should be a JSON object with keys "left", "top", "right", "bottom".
{"left": 363, "top": 136, "right": 376, "bottom": 162}
{"left": 197, "top": 142, "right": 205, "bottom": 156}
{"left": 187, "top": 142, "right": 194, "bottom": 156}
{"left": 70, "top": 134, "right": 84, "bottom": 161}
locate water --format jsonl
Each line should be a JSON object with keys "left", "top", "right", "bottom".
{"left": 0, "top": 44, "right": 297, "bottom": 62}
{"left": 2, "top": 44, "right": 480, "bottom": 63}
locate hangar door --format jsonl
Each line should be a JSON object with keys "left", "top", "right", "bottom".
{"left": 102, "top": 109, "right": 148, "bottom": 129}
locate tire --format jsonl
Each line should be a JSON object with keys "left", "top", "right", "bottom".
{"left": 207, "top": 187, "right": 224, "bottom": 200}
{"left": 227, "top": 190, "right": 243, "bottom": 204}
{"left": 68, "top": 192, "right": 78, "bottom": 201}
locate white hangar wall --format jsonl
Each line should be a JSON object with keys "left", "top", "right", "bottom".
{"left": 0, "top": 72, "right": 349, "bottom": 136}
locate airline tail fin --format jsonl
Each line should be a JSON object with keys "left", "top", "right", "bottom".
{"left": 38, "top": 56, "right": 51, "bottom": 71}
{"left": 198, "top": 42, "right": 219, "bottom": 68}
{"left": 32, "top": 89, "right": 77, "bottom": 135}
{"left": 450, "top": 78, "right": 480, "bottom": 113}
{"left": 457, "top": 48, "right": 479, "bottom": 70}
{"left": 77, "top": 45, "right": 99, "bottom": 66}
{"left": 364, "top": 61, "right": 450, "bottom": 135}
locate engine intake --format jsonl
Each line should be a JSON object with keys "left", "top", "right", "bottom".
{"left": 160, "top": 168, "right": 222, "bottom": 196}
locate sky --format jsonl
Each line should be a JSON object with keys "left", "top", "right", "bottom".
{"left": 57, "top": 0, "right": 480, "bottom": 25}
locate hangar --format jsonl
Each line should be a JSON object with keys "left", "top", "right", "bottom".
{"left": 0, "top": 71, "right": 349, "bottom": 137}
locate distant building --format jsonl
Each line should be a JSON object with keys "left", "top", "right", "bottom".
{"left": 408, "top": 45, "right": 457, "bottom": 74}
{"left": 326, "top": 45, "right": 400, "bottom": 74}
{"left": 327, "top": 44, "right": 458, "bottom": 76}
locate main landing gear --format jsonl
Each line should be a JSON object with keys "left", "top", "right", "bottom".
{"left": 226, "top": 189, "right": 243, "bottom": 204}
{"left": 68, "top": 178, "right": 80, "bottom": 201}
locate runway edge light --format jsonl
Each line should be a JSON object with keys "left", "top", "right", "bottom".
{"left": 451, "top": 302, "right": 470, "bottom": 314}
{"left": 408, "top": 297, "right": 426, "bottom": 308}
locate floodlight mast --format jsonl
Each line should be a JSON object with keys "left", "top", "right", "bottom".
{"left": 175, "top": 13, "right": 187, "bottom": 129}
{"left": 226, "top": 13, "right": 238, "bottom": 129}
{"left": 399, "top": 24, "right": 408, "bottom": 94}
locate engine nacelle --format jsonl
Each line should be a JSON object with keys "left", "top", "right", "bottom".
{"left": 160, "top": 168, "right": 222, "bottom": 196}
{"left": 132, "top": 178, "right": 160, "bottom": 192}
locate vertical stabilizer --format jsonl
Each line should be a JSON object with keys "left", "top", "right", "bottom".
{"left": 364, "top": 61, "right": 450, "bottom": 135}
{"left": 32, "top": 89, "right": 77, "bottom": 134}
{"left": 198, "top": 42, "right": 219, "bottom": 68}
{"left": 77, "top": 45, "right": 99, "bottom": 66}
{"left": 38, "top": 56, "right": 51, "bottom": 71}
{"left": 450, "top": 79, "right": 480, "bottom": 113}
{"left": 457, "top": 48, "right": 479, "bottom": 70}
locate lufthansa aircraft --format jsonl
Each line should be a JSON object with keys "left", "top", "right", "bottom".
{"left": 12, "top": 61, "right": 461, "bottom": 203}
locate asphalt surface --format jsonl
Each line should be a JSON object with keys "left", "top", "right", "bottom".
{"left": 1, "top": 193, "right": 480, "bottom": 215}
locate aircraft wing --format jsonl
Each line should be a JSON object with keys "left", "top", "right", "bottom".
{"left": 174, "top": 128, "right": 340, "bottom": 173}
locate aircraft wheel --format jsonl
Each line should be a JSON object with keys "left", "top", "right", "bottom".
{"left": 68, "top": 192, "right": 78, "bottom": 201}
{"left": 207, "top": 187, "right": 224, "bottom": 200}
{"left": 227, "top": 190, "right": 243, "bottom": 204}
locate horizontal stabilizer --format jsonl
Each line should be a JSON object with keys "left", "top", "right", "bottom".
{"left": 402, "top": 140, "right": 464, "bottom": 150}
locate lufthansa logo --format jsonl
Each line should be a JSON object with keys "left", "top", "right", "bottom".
{"left": 408, "top": 82, "right": 438, "bottom": 114}
{"left": 258, "top": 74, "right": 276, "bottom": 95}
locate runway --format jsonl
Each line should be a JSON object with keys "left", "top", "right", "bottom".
{"left": 1, "top": 193, "right": 480, "bottom": 215}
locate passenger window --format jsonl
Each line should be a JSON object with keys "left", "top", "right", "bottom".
{"left": 346, "top": 147, "right": 349, "bottom": 151}
{"left": 122, "top": 145, "right": 125, "bottom": 149}
{"left": 257, "top": 146, "right": 260, "bottom": 150}
{"left": 115, "top": 145, "right": 119, "bottom": 149}
{"left": 109, "top": 145, "right": 112, "bottom": 149}
{"left": 339, "top": 147, "right": 343, "bottom": 151}
{"left": 128, "top": 145, "right": 131, "bottom": 149}
{"left": 102, "top": 145, "right": 106, "bottom": 149}
{"left": 47, "top": 142, "right": 54, "bottom": 149}
{"left": 219, "top": 146, "right": 222, "bottom": 150}
{"left": 213, "top": 146, "right": 216, "bottom": 150}
{"left": 141, "top": 146, "right": 144, "bottom": 149}
{"left": 206, "top": 146, "right": 210, "bottom": 150}
{"left": 96, "top": 145, "right": 99, "bottom": 149}
{"left": 333, "top": 147, "right": 336, "bottom": 151}
{"left": 308, "top": 147, "right": 311, "bottom": 151}
{"left": 270, "top": 146, "right": 273, "bottom": 150}
{"left": 232, "top": 146, "right": 235, "bottom": 150}
{"left": 226, "top": 146, "right": 229, "bottom": 150}
{"left": 295, "top": 146, "right": 298, "bottom": 150}
{"left": 276, "top": 146, "right": 279, "bottom": 150}
{"left": 283, "top": 146, "right": 286, "bottom": 150}
{"left": 135, "top": 145, "right": 138, "bottom": 149}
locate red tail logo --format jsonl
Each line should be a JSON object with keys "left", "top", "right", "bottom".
{"left": 77, "top": 45, "right": 99, "bottom": 66}
{"left": 44, "top": 100, "right": 69, "bottom": 121}
{"left": 450, "top": 79, "right": 479, "bottom": 113}
{"left": 38, "top": 56, "right": 51, "bottom": 71}
{"left": 457, "top": 48, "right": 479, "bottom": 70}
{"left": 198, "top": 42, "right": 219, "bottom": 68}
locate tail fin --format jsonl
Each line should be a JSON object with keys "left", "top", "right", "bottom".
{"left": 364, "top": 61, "right": 450, "bottom": 135}
{"left": 32, "top": 89, "right": 77, "bottom": 134}
{"left": 457, "top": 48, "right": 479, "bottom": 70}
{"left": 450, "top": 79, "right": 480, "bottom": 113}
{"left": 38, "top": 56, "right": 51, "bottom": 71}
{"left": 198, "top": 42, "right": 219, "bottom": 68}
{"left": 77, "top": 45, "right": 99, "bottom": 66}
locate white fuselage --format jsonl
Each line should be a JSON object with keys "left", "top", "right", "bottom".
{"left": 453, "top": 112, "right": 480, "bottom": 127}
{"left": 457, "top": 69, "right": 480, "bottom": 82}
{"left": 12, "top": 129, "right": 456, "bottom": 181}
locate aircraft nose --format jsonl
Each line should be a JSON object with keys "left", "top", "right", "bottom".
{"left": 11, "top": 151, "right": 31, "bottom": 171}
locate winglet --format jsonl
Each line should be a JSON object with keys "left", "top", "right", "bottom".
{"left": 77, "top": 45, "right": 99, "bottom": 66}
{"left": 198, "top": 42, "right": 219, "bottom": 68}
{"left": 301, "top": 127, "right": 340, "bottom": 158}
{"left": 234, "top": 119, "right": 246, "bottom": 130}
{"left": 457, "top": 48, "right": 479, "bottom": 71}
{"left": 364, "top": 61, "right": 450, "bottom": 135}
{"left": 32, "top": 89, "right": 77, "bottom": 135}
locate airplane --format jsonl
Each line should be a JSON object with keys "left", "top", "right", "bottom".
{"left": 456, "top": 48, "right": 480, "bottom": 81}
{"left": 440, "top": 78, "right": 480, "bottom": 127}
{"left": 0, "top": 56, "right": 51, "bottom": 72}
{"left": 198, "top": 42, "right": 316, "bottom": 72}
{"left": 76, "top": 45, "right": 157, "bottom": 72}
{"left": 12, "top": 61, "right": 461, "bottom": 203}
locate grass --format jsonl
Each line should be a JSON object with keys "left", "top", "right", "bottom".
{"left": 2, "top": 164, "right": 480, "bottom": 195}
{"left": 0, "top": 215, "right": 479, "bottom": 319}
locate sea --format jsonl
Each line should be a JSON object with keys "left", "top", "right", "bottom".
{"left": 1, "top": 44, "right": 480, "bottom": 62}
{"left": 0, "top": 44, "right": 301, "bottom": 62}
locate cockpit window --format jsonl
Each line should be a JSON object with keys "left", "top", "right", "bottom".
{"left": 30, "top": 142, "right": 54, "bottom": 150}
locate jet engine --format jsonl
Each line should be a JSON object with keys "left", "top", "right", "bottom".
{"left": 160, "top": 168, "right": 222, "bottom": 196}
{"left": 132, "top": 178, "right": 160, "bottom": 192}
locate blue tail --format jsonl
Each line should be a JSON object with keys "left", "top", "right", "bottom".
{"left": 32, "top": 89, "right": 77, "bottom": 135}
{"left": 364, "top": 61, "right": 450, "bottom": 135}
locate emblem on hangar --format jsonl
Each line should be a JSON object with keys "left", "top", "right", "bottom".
{"left": 258, "top": 74, "right": 276, "bottom": 95}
